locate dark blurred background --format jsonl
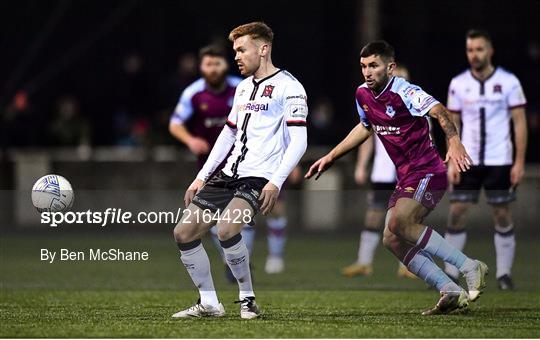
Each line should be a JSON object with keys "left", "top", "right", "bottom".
{"left": 1, "top": 0, "right": 539, "bottom": 156}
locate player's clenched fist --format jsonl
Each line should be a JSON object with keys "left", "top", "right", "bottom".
{"left": 259, "top": 182, "right": 279, "bottom": 215}
{"left": 184, "top": 178, "right": 204, "bottom": 207}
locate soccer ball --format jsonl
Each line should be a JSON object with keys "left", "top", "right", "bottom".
{"left": 31, "top": 174, "right": 74, "bottom": 212}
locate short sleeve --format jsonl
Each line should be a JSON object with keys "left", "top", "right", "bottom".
{"left": 170, "top": 89, "right": 194, "bottom": 125}
{"left": 506, "top": 76, "right": 527, "bottom": 109}
{"left": 396, "top": 79, "right": 440, "bottom": 117}
{"left": 284, "top": 82, "right": 308, "bottom": 127}
{"left": 446, "top": 78, "right": 462, "bottom": 113}
{"left": 356, "top": 99, "right": 371, "bottom": 128}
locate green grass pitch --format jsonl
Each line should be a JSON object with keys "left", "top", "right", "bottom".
{"left": 1, "top": 231, "right": 539, "bottom": 337}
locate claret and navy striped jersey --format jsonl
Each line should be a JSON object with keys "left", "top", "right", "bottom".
{"left": 355, "top": 76, "right": 446, "bottom": 180}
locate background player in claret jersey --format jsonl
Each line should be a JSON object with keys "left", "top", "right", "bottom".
{"left": 444, "top": 30, "right": 527, "bottom": 290}
{"left": 171, "top": 22, "right": 308, "bottom": 319}
{"left": 306, "top": 40, "right": 488, "bottom": 315}
{"left": 342, "top": 66, "right": 416, "bottom": 280}
{"left": 169, "top": 45, "right": 255, "bottom": 283}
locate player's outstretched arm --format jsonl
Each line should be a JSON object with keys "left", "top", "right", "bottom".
{"left": 305, "top": 123, "right": 373, "bottom": 180}
{"left": 428, "top": 103, "right": 472, "bottom": 172}
{"left": 355, "top": 135, "right": 374, "bottom": 185}
{"left": 446, "top": 112, "right": 462, "bottom": 184}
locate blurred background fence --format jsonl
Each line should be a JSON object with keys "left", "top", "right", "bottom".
{"left": 1, "top": 146, "right": 539, "bottom": 233}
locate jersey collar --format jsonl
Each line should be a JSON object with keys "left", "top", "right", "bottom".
{"left": 469, "top": 66, "right": 498, "bottom": 84}
{"left": 252, "top": 69, "right": 283, "bottom": 85}
{"left": 372, "top": 76, "right": 395, "bottom": 99}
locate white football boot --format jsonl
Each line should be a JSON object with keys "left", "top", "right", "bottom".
{"left": 422, "top": 289, "right": 469, "bottom": 315}
{"left": 236, "top": 297, "right": 260, "bottom": 319}
{"left": 172, "top": 299, "right": 225, "bottom": 318}
{"left": 265, "top": 256, "right": 284, "bottom": 274}
{"left": 462, "top": 260, "right": 489, "bottom": 302}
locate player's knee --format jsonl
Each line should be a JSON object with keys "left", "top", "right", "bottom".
{"left": 382, "top": 233, "right": 392, "bottom": 249}
{"left": 450, "top": 202, "right": 469, "bottom": 218}
{"left": 382, "top": 228, "right": 398, "bottom": 250}
{"left": 492, "top": 205, "right": 511, "bottom": 227}
{"left": 386, "top": 213, "right": 408, "bottom": 236}
{"left": 173, "top": 223, "right": 195, "bottom": 244}
{"left": 216, "top": 224, "right": 235, "bottom": 241}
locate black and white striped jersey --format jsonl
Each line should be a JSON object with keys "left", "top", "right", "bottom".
{"left": 447, "top": 67, "right": 526, "bottom": 166}
{"left": 221, "top": 69, "right": 308, "bottom": 181}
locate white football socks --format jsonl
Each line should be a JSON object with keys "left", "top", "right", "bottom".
{"left": 494, "top": 224, "right": 515, "bottom": 278}
{"left": 179, "top": 242, "right": 220, "bottom": 308}
{"left": 357, "top": 229, "right": 380, "bottom": 265}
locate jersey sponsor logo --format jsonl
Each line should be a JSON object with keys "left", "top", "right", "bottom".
{"left": 413, "top": 92, "right": 436, "bottom": 112}
{"left": 290, "top": 104, "right": 307, "bottom": 119}
{"left": 385, "top": 104, "right": 396, "bottom": 117}
{"left": 286, "top": 94, "right": 307, "bottom": 101}
{"left": 493, "top": 84, "right": 502, "bottom": 93}
{"left": 199, "top": 102, "right": 209, "bottom": 111}
{"left": 261, "top": 85, "right": 275, "bottom": 98}
{"left": 403, "top": 86, "right": 417, "bottom": 98}
{"left": 374, "top": 125, "right": 401, "bottom": 136}
{"left": 237, "top": 102, "right": 269, "bottom": 112}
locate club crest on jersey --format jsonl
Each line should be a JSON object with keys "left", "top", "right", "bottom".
{"left": 385, "top": 104, "right": 396, "bottom": 117}
{"left": 362, "top": 104, "right": 369, "bottom": 112}
{"left": 261, "top": 85, "right": 275, "bottom": 98}
{"left": 493, "top": 84, "right": 502, "bottom": 93}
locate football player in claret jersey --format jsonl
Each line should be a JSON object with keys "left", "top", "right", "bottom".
{"left": 306, "top": 41, "right": 488, "bottom": 315}
{"left": 169, "top": 45, "right": 241, "bottom": 168}
{"left": 444, "top": 30, "right": 527, "bottom": 290}
{"left": 171, "top": 22, "right": 308, "bottom": 319}
{"left": 342, "top": 65, "right": 416, "bottom": 279}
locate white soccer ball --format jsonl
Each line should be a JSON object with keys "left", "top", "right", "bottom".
{"left": 31, "top": 174, "right": 74, "bottom": 212}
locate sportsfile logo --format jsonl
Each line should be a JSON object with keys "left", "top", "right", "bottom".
{"left": 40, "top": 208, "right": 184, "bottom": 227}
{"left": 40, "top": 208, "right": 252, "bottom": 227}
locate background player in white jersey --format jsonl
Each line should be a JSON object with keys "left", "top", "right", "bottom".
{"left": 445, "top": 30, "right": 527, "bottom": 290}
{"left": 342, "top": 65, "right": 415, "bottom": 279}
{"left": 171, "top": 22, "right": 308, "bottom": 319}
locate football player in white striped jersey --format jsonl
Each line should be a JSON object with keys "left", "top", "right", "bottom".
{"left": 445, "top": 30, "right": 527, "bottom": 290}
{"left": 171, "top": 22, "right": 308, "bottom": 319}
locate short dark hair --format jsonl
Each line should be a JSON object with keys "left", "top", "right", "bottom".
{"left": 466, "top": 29, "right": 492, "bottom": 44}
{"left": 228, "top": 22, "right": 274, "bottom": 44}
{"left": 360, "top": 40, "right": 395, "bottom": 62}
{"left": 199, "top": 44, "right": 227, "bottom": 60}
